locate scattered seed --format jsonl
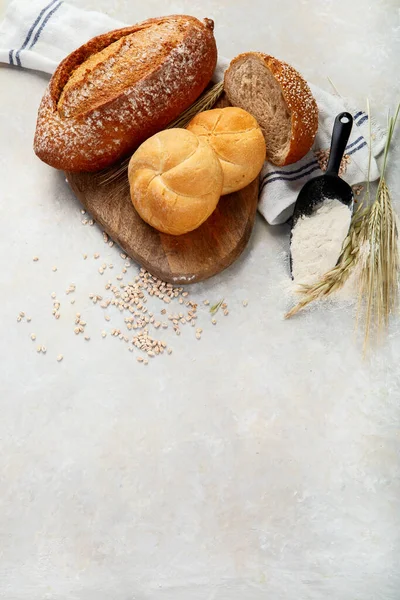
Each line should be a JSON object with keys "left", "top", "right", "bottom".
{"left": 36, "top": 345, "right": 41, "bottom": 353}
{"left": 120, "top": 253, "right": 127, "bottom": 259}
{"left": 101, "top": 331, "right": 107, "bottom": 338}
{"left": 224, "top": 310, "right": 229, "bottom": 316}
{"left": 108, "top": 240, "right": 114, "bottom": 247}
{"left": 52, "top": 266, "right": 57, "bottom": 272}
{"left": 71, "top": 299, "right": 75, "bottom": 304}
{"left": 212, "top": 319, "right": 217, "bottom": 325}
{"left": 17, "top": 316, "right": 22, "bottom": 322}
{"left": 137, "top": 356, "right": 144, "bottom": 363}
{"left": 27, "top": 317, "right": 31, "bottom": 322}
{"left": 51, "top": 292, "right": 56, "bottom": 299}
{"left": 31, "top": 333, "right": 36, "bottom": 341}
{"left": 41, "top": 346, "right": 47, "bottom": 354}
{"left": 84, "top": 335, "right": 90, "bottom": 341}
{"left": 57, "top": 355, "right": 63, "bottom": 362}
{"left": 33, "top": 256, "right": 39, "bottom": 262}
{"left": 94, "top": 253, "right": 100, "bottom": 259}
{"left": 83, "top": 254, "right": 87, "bottom": 260}
{"left": 242, "top": 300, "right": 248, "bottom": 307}
{"left": 89, "top": 220, "right": 94, "bottom": 226}
{"left": 80, "top": 209, "right": 86, "bottom": 215}
{"left": 143, "top": 359, "right": 148, "bottom": 365}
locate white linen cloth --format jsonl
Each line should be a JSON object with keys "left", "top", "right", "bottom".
{"left": 0, "top": 0, "right": 386, "bottom": 224}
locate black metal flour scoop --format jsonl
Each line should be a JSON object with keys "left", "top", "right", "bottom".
{"left": 290, "top": 112, "right": 354, "bottom": 275}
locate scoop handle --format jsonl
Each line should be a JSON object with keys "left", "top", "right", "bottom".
{"left": 326, "top": 112, "right": 353, "bottom": 174}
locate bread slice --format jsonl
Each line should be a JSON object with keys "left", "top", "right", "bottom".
{"left": 224, "top": 52, "right": 318, "bottom": 166}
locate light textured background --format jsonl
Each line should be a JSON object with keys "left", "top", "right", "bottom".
{"left": 1, "top": 1, "right": 400, "bottom": 599}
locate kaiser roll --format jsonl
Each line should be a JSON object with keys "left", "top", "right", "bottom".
{"left": 128, "top": 129, "right": 223, "bottom": 235}
{"left": 186, "top": 106, "right": 266, "bottom": 195}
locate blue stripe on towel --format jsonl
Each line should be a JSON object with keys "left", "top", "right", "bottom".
{"left": 261, "top": 165, "right": 321, "bottom": 191}
{"left": 260, "top": 134, "right": 366, "bottom": 189}
{"left": 28, "top": 1, "right": 63, "bottom": 50}
{"left": 347, "top": 141, "right": 367, "bottom": 156}
{"left": 356, "top": 115, "right": 368, "bottom": 127}
{"left": 353, "top": 111, "right": 364, "bottom": 120}
{"left": 15, "top": 0, "right": 59, "bottom": 66}
{"left": 345, "top": 135, "right": 363, "bottom": 150}
{"left": 261, "top": 159, "right": 319, "bottom": 182}
{"left": 9, "top": 50, "right": 14, "bottom": 65}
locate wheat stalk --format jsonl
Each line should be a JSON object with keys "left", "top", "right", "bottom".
{"left": 98, "top": 81, "right": 225, "bottom": 187}
{"left": 358, "top": 181, "right": 399, "bottom": 349}
{"left": 356, "top": 102, "right": 400, "bottom": 351}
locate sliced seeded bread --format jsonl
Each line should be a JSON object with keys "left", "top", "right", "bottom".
{"left": 224, "top": 52, "right": 318, "bottom": 166}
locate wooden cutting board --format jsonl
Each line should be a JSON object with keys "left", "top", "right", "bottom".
{"left": 66, "top": 97, "right": 259, "bottom": 285}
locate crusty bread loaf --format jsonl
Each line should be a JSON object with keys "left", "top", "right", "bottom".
{"left": 34, "top": 15, "right": 217, "bottom": 172}
{"left": 128, "top": 129, "right": 223, "bottom": 235}
{"left": 187, "top": 107, "right": 266, "bottom": 194}
{"left": 224, "top": 52, "right": 318, "bottom": 166}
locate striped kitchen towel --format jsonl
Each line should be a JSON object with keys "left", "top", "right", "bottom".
{"left": 0, "top": 0, "right": 386, "bottom": 225}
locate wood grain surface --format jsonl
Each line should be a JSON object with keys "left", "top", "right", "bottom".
{"left": 65, "top": 96, "right": 260, "bottom": 284}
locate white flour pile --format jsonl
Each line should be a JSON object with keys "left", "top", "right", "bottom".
{"left": 291, "top": 198, "right": 352, "bottom": 288}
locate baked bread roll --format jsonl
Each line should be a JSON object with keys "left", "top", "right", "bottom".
{"left": 128, "top": 129, "right": 223, "bottom": 235}
{"left": 34, "top": 16, "right": 217, "bottom": 172}
{"left": 187, "top": 107, "right": 266, "bottom": 194}
{"left": 224, "top": 52, "right": 318, "bottom": 166}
